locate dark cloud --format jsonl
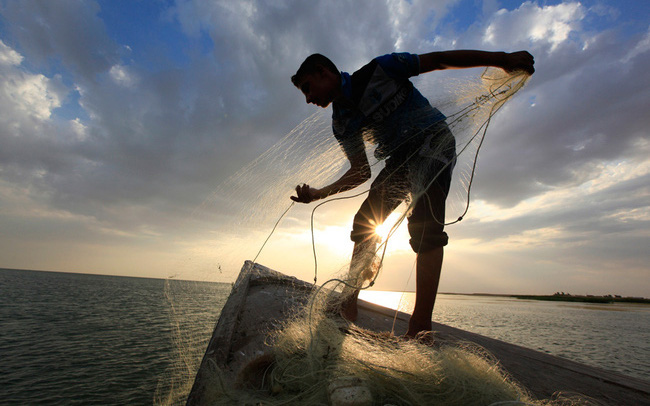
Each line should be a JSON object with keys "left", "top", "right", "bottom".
{"left": 0, "top": 0, "right": 119, "bottom": 79}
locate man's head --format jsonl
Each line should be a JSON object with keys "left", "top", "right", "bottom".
{"left": 292, "top": 54, "right": 341, "bottom": 108}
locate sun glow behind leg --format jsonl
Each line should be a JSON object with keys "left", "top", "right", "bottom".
{"left": 358, "top": 290, "right": 415, "bottom": 313}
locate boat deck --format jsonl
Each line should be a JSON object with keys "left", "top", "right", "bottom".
{"left": 187, "top": 261, "right": 650, "bottom": 405}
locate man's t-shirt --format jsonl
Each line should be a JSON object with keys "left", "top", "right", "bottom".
{"left": 332, "top": 53, "right": 447, "bottom": 160}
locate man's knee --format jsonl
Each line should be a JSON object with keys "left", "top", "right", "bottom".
{"left": 408, "top": 224, "right": 448, "bottom": 253}
{"left": 350, "top": 228, "right": 380, "bottom": 245}
{"left": 350, "top": 208, "right": 379, "bottom": 244}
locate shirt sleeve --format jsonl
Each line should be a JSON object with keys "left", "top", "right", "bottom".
{"left": 374, "top": 53, "right": 420, "bottom": 79}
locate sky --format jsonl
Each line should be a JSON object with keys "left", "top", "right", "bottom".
{"left": 0, "top": 0, "right": 648, "bottom": 297}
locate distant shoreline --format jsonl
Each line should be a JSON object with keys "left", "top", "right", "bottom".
{"left": 440, "top": 292, "right": 650, "bottom": 304}
{"left": 514, "top": 295, "right": 650, "bottom": 304}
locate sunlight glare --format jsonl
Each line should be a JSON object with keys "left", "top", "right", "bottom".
{"left": 374, "top": 212, "right": 406, "bottom": 242}
{"left": 358, "top": 290, "right": 414, "bottom": 313}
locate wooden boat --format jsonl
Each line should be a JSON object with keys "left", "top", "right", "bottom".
{"left": 187, "top": 261, "right": 650, "bottom": 405}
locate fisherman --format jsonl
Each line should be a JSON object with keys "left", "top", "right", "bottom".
{"left": 290, "top": 50, "right": 534, "bottom": 337}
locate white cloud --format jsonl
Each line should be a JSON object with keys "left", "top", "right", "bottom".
{"left": 0, "top": 42, "right": 65, "bottom": 124}
{"left": 0, "top": 39, "right": 23, "bottom": 65}
{"left": 109, "top": 64, "right": 138, "bottom": 87}
{"left": 468, "top": 154, "right": 650, "bottom": 226}
{"left": 385, "top": 0, "right": 457, "bottom": 50}
{"left": 69, "top": 118, "right": 88, "bottom": 141}
{"left": 2, "top": 73, "right": 62, "bottom": 121}
{"left": 483, "top": 2, "right": 585, "bottom": 50}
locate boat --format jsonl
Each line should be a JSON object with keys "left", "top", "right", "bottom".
{"left": 187, "top": 261, "right": 650, "bottom": 405}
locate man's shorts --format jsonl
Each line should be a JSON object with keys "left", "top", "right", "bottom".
{"left": 350, "top": 124, "right": 454, "bottom": 253}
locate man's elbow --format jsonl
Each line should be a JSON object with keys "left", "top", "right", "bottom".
{"left": 419, "top": 52, "right": 444, "bottom": 73}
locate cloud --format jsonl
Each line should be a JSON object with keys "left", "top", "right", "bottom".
{"left": 0, "top": 40, "right": 65, "bottom": 124}
{"left": 0, "top": 41, "right": 72, "bottom": 194}
{"left": 108, "top": 64, "right": 138, "bottom": 87}
{"left": 483, "top": 1, "right": 585, "bottom": 50}
{"left": 0, "top": 0, "right": 647, "bottom": 294}
{"left": 466, "top": 5, "right": 650, "bottom": 208}
{"left": 0, "top": 0, "right": 119, "bottom": 79}
{"left": 622, "top": 25, "right": 650, "bottom": 63}
{"left": 0, "top": 38, "right": 22, "bottom": 65}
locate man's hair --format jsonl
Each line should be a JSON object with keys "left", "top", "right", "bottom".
{"left": 291, "top": 54, "right": 339, "bottom": 86}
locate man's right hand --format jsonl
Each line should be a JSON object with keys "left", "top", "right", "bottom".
{"left": 291, "top": 183, "right": 319, "bottom": 203}
{"left": 502, "top": 51, "right": 535, "bottom": 75}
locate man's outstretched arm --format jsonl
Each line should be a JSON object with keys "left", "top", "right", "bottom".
{"left": 291, "top": 150, "right": 371, "bottom": 204}
{"left": 419, "top": 50, "right": 535, "bottom": 75}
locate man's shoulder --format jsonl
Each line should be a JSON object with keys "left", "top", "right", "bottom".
{"left": 351, "top": 58, "right": 379, "bottom": 84}
{"left": 350, "top": 53, "right": 419, "bottom": 86}
{"left": 375, "top": 52, "right": 420, "bottom": 77}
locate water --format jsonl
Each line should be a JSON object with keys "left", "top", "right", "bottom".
{"left": 0, "top": 269, "right": 230, "bottom": 406}
{"left": 360, "top": 291, "right": 650, "bottom": 380}
{"left": 1, "top": 270, "right": 648, "bottom": 406}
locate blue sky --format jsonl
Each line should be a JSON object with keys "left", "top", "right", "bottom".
{"left": 0, "top": 0, "right": 648, "bottom": 297}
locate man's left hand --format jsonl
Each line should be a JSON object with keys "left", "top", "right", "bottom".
{"left": 291, "top": 183, "right": 319, "bottom": 203}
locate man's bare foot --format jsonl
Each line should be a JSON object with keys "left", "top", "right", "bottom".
{"left": 401, "top": 330, "right": 437, "bottom": 346}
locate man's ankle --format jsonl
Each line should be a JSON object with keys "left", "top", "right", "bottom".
{"left": 340, "top": 292, "right": 359, "bottom": 322}
{"left": 405, "top": 316, "right": 431, "bottom": 337}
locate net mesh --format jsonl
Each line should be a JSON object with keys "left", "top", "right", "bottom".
{"left": 198, "top": 280, "right": 594, "bottom": 405}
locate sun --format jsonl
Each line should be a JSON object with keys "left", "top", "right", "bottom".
{"left": 373, "top": 212, "right": 406, "bottom": 242}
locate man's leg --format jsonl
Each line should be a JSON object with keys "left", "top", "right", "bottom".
{"left": 406, "top": 246, "right": 443, "bottom": 337}
{"left": 340, "top": 238, "right": 379, "bottom": 321}
{"left": 340, "top": 289, "right": 360, "bottom": 321}
{"left": 342, "top": 163, "right": 407, "bottom": 322}
{"left": 405, "top": 156, "right": 452, "bottom": 337}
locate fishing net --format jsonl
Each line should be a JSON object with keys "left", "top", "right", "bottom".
{"left": 197, "top": 270, "right": 593, "bottom": 406}
{"left": 162, "top": 68, "right": 598, "bottom": 405}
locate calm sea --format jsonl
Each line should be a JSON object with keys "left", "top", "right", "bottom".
{"left": 0, "top": 269, "right": 230, "bottom": 406}
{"left": 1, "top": 269, "right": 648, "bottom": 405}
